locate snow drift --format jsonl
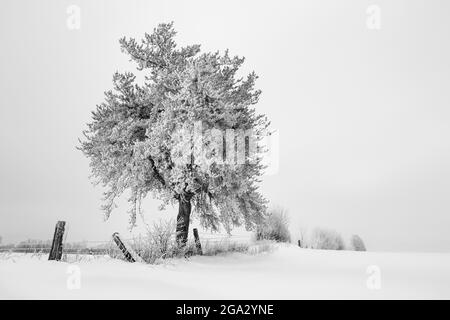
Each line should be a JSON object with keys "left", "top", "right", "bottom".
{"left": 1, "top": 245, "right": 450, "bottom": 299}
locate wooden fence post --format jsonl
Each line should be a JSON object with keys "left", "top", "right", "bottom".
{"left": 193, "top": 228, "right": 203, "bottom": 255}
{"left": 48, "top": 221, "right": 65, "bottom": 261}
{"left": 112, "top": 232, "right": 135, "bottom": 262}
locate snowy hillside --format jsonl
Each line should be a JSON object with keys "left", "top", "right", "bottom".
{"left": 1, "top": 245, "right": 450, "bottom": 299}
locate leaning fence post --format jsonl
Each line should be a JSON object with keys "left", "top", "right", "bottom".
{"left": 48, "top": 221, "right": 65, "bottom": 261}
{"left": 193, "top": 228, "right": 203, "bottom": 255}
{"left": 112, "top": 232, "right": 135, "bottom": 262}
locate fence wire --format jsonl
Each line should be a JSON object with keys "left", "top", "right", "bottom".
{"left": 0, "top": 229, "right": 254, "bottom": 255}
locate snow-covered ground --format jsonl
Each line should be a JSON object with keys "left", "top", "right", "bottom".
{"left": 1, "top": 244, "right": 450, "bottom": 299}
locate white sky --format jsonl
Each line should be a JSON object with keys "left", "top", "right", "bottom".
{"left": 1, "top": 0, "right": 449, "bottom": 252}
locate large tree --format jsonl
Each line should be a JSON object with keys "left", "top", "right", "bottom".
{"left": 80, "top": 23, "right": 269, "bottom": 246}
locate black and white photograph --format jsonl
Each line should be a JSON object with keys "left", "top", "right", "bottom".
{"left": 1, "top": 0, "right": 450, "bottom": 306}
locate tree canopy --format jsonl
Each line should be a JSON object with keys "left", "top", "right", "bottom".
{"left": 80, "top": 22, "right": 269, "bottom": 241}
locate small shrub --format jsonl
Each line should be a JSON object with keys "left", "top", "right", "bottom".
{"left": 310, "top": 228, "right": 345, "bottom": 250}
{"left": 350, "top": 234, "right": 366, "bottom": 251}
{"left": 130, "top": 219, "right": 176, "bottom": 263}
{"left": 147, "top": 219, "right": 177, "bottom": 257}
{"left": 256, "top": 207, "right": 291, "bottom": 243}
{"left": 127, "top": 219, "right": 199, "bottom": 264}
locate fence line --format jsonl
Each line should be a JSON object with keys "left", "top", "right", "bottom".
{"left": 0, "top": 221, "right": 254, "bottom": 257}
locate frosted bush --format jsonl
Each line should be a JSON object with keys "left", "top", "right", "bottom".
{"left": 129, "top": 219, "right": 193, "bottom": 263}
{"left": 350, "top": 234, "right": 366, "bottom": 251}
{"left": 256, "top": 207, "right": 291, "bottom": 243}
{"left": 310, "top": 228, "right": 345, "bottom": 250}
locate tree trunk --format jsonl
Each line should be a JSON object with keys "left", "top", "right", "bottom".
{"left": 176, "top": 197, "right": 192, "bottom": 247}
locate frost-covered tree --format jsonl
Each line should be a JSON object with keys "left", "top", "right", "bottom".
{"left": 350, "top": 234, "right": 366, "bottom": 251}
{"left": 79, "top": 23, "right": 269, "bottom": 246}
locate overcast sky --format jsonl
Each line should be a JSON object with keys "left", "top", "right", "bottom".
{"left": 1, "top": 0, "right": 449, "bottom": 252}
